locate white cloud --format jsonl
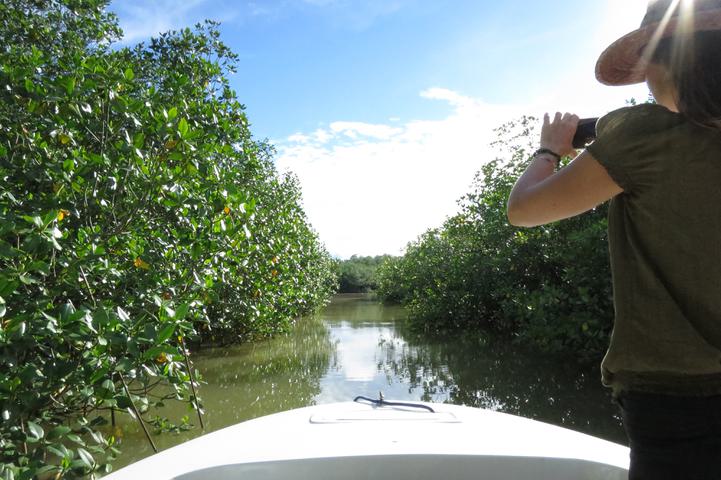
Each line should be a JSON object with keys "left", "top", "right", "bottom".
{"left": 420, "top": 87, "right": 479, "bottom": 108}
{"left": 287, "top": 133, "right": 312, "bottom": 144}
{"left": 329, "top": 122, "right": 403, "bottom": 140}
{"left": 110, "top": 0, "right": 237, "bottom": 44}
{"left": 275, "top": 73, "right": 649, "bottom": 259}
{"left": 275, "top": 90, "right": 524, "bottom": 259}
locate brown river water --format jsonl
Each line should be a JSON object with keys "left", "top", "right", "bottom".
{"left": 111, "top": 293, "right": 625, "bottom": 471}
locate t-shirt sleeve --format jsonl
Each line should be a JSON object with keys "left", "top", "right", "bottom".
{"left": 586, "top": 104, "right": 681, "bottom": 192}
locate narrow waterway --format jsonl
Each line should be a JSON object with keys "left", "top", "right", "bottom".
{"left": 113, "top": 293, "right": 625, "bottom": 470}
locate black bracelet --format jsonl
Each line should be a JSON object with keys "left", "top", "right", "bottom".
{"left": 532, "top": 148, "right": 561, "bottom": 164}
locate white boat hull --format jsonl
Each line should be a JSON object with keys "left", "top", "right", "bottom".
{"left": 105, "top": 402, "right": 629, "bottom": 479}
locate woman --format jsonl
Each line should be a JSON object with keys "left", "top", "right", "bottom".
{"left": 507, "top": 0, "right": 721, "bottom": 478}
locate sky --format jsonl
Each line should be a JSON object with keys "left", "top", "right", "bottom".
{"left": 109, "top": 0, "right": 651, "bottom": 259}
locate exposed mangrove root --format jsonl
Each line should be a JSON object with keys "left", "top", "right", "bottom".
{"left": 180, "top": 337, "right": 204, "bottom": 430}
{"left": 119, "top": 374, "right": 157, "bottom": 453}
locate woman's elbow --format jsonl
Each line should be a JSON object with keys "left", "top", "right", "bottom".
{"left": 506, "top": 199, "right": 537, "bottom": 228}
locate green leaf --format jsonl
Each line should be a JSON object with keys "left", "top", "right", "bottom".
{"left": 143, "top": 345, "right": 177, "bottom": 360}
{"left": 157, "top": 324, "right": 175, "bottom": 343}
{"left": 89, "top": 430, "right": 105, "bottom": 445}
{"left": 61, "top": 76, "right": 76, "bottom": 94}
{"left": 18, "top": 274, "right": 37, "bottom": 285}
{"left": 163, "top": 305, "right": 175, "bottom": 318}
{"left": 168, "top": 107, "right": 178, "bottom": 120}
{"left": 76, "top": 447, "right": 95, "bottom": 468}
{"left": 0, "top": 280, "right": 18, "bottom": 297}
{"left": 133, "top": 133, "right": 145, "bottom": 149}
{"left": 90, "top": 366, "right": 109, "bottom": 384}
{"left": 58, "top": 302, "right": 76, "bottom": 320}
{"left": 124, "top": 68, "right": 135, "bottom": 81}
{"left": 100, "top": 379, "right": 115, "bottom": 393}
{"left": 116, "top": 307, "right": 130, "bottom": 322}
{"left": 67, "top": 433, "right": 85, "bottom": 446}
{"left": 12, "top": 321, "right": 26, "bottom": 336}
{"left": 47, "top": 444, "right": 70, "bottom": 459}
{"left": 114, "top": 358, "right": 134, "bottom": 373}
{"left": 178, "top": 118, "right": 189, "bottom": 138}
{"left": 47, "top": 425, "right": 71, "bottom": 441}
{"left": 175, "top": 303, "right": 189, "bottom": 321}
{"left": 22, "top": 215, "right": 43, "bottom": 228}
{"left": 35, "top": 465, "right": 60, "bottom": 477}
{"left": 27, "top": 421, "right": 44, "bottom": 440}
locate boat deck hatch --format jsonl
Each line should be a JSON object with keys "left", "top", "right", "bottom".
{"left": 309, "top": 408, "right": 460, "bottom": 424}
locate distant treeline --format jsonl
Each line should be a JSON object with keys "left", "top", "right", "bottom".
{"left": 336, "top": 255, "right": 395, "bottom": 293}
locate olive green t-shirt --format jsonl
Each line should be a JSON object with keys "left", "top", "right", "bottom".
{"left": 586, "top": 103, "right": 721, "bottom": 395}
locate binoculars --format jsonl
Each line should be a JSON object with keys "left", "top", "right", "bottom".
{"left": 573, "top": 118, "right": 598, "bottom": 148}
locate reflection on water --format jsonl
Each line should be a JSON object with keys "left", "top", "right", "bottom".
{"left": 114, "top": 293, "right": 625, "bottom": 470}
{"left": 113, "top": 308, "right": 337, "bottom": 467}
{"left": 388, "top": 323, "right": 623, "bottom": 442}
{"left": 318, "top": 294, "right": 624, "bottom": 443}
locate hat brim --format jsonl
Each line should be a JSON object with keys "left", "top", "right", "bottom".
{"left": 596, "top": 11, "right": 721, "bottom": 86}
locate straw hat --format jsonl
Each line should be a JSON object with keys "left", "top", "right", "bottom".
{"left": 596, "top": 0, "right": 721, "bottom": 86}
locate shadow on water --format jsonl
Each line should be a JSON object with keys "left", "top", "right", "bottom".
{"left": 113, "top": 293, "right": 625, "bottom": 470}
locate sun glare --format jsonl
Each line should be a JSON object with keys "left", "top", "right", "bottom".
{"left": 638, "top": 0, "right": 697, "bottom": 69}
{"left": 597, "top": 0, "right": 648, "bottom": 48}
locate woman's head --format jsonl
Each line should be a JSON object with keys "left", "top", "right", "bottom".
{"left": 596, "top": 0, "right": 721, "bottom": 87}
{"left": 647, "top": 31, "right": 721, "bottom": 129}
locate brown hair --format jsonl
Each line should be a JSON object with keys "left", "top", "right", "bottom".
{"left": 651, "top": 30, "right": 721, "bottom": 130}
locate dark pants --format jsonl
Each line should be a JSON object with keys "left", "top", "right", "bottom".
{"left": 618, "top": 391, "right": 721, "bottom": 480}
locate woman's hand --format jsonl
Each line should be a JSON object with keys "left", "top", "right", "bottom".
{"left": 506, "top": 112, "right": 622, "bottom": 227}
{"left": 541, "top": 112, "right": 579, "bottom": 158}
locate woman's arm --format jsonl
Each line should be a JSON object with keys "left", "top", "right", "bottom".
{"left": 506, "top": 112, "right": 623, "bottom": 227}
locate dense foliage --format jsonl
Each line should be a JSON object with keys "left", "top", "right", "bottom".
{"left": 336, "top": 255, "right": 393, "bottom": 293}
{"left": 377, "top": 117, "right": 613, "bottom": 358}
{"left": 0, "top": 1, "right": 336, "bottom": 478}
